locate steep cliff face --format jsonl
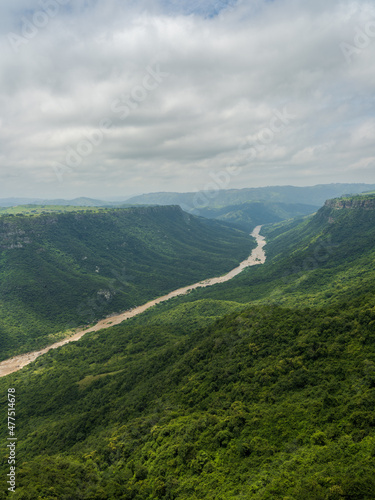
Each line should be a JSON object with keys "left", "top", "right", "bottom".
{"left": 261, "top": 192, "right": 375, "bottom": 278}
{"left": 324, "top": 194, "right": 375, "bottom": 210}
{"left": 0, "top": 206, "right": 189, "bottom": 249}
{"left": 311, "top": 194, "right": 375, "bottom": 226}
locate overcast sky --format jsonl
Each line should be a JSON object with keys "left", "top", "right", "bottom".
{"left": 1, "top": 0, "right": 375, "bottom": 199}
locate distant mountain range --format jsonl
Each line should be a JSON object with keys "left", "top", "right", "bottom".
{"left": 0, "top": 197, "right": 117, "bottom": 207}
{"left": 2, "top": 184, "right": 375, "bottom": 209}
{"left": 125, "top": 183, "right": 375, "bottom": 209}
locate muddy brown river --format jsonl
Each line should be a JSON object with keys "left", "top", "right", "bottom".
{"left": 0, "top": 225, "right": 266, "bottom": 378}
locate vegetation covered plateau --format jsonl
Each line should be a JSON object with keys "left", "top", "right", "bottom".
{"left": 0, "top": 205, "right": 253, "bottom": 360}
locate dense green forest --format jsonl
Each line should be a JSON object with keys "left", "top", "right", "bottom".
{"left": 2, "top": 299, "right": 375, "bottom": 499}
{"left": 0, "top": 194, "right": 374, "bottom": 499}
{"left": 0, "top": 206, "right": 253, "bottom": 359}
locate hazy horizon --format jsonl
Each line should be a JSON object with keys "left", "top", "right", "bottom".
{"left": 1, "top": 181, "right": 375, "bottom": 204}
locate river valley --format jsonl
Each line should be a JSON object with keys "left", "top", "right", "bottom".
{"left": 0, "top": 226, "right": 266, "bottom": 377}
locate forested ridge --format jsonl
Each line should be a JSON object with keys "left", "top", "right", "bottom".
{"left": 192, "top": 201, "right": 318, "bottom": 232}
{"left": 0, "top": 194, "right": 375, "bottom": 499}
{"left": 0, "top": 206, "right": 253, "bottom": 360}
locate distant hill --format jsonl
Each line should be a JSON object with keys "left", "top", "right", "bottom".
{"left": 0, "top": 197, "right": 120, "bottom": 208}
{"left": 41, "top": 197, "right": 112, "bottom": 206}
{"left": 0, "top": 206, "right": 253, "bottom": 359}
{"left": 125, "top": 183, "right": 375, "bottom": 210}
{"left": 197, "top": 201, "right": 319, "bottom": 232}
{"left": 0, "top": 197, "right": 42, "bottom": 207}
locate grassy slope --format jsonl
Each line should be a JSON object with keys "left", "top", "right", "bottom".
{"left": 0, "top": 206, "right": 253, "bottom": 359}
{"left": 0, "top": 195, "right": 374, "bottom": 499}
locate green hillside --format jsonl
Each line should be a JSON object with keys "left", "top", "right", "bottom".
{"left": 2, "top": 298, "right": 374, "bottom": 499}
{"left": 0, "top": 206, "right": 253, "bottom": 359}
{"left": 0, "top": 194, "right": 374, "bottom": 499}
{"left": 172, "top": 193, "right": 375, "bottom": 310}
{"left": 196, "top": 201, "right": 319, "bottom": 232}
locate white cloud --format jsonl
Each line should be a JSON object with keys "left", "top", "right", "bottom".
{"left": 0, "top": 0, "right": 374, "bottom": 199}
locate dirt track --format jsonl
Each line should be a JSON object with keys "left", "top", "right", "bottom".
{"left": 0, "top": 225, "right": 266, "bottom": 378}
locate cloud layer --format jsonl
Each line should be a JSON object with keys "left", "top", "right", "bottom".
{"left": 1, "top": 0, "right": 375, "bottom": 198}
